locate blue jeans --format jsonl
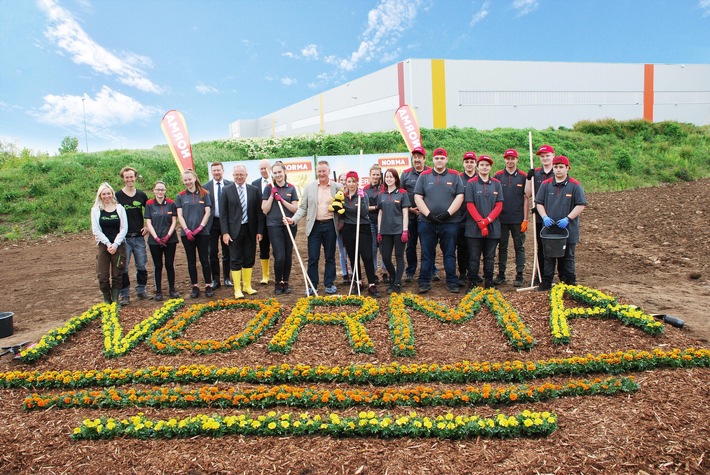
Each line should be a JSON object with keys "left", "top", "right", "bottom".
{"left": 121, "top": 235, "right": 148, "bottom": 298}
{"left": 337, "top": 233, "right": 348, "bottom": 276}
{"left": 405, "top": 215, "right": 438, "bottom": 277}
{"left": 307, "top": 221, "right": 337, "bottom": 289}
{"left": 418, "top": 220, "right": 458, "bottom": 287}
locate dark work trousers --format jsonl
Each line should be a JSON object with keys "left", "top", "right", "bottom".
{"left": 341, "top": 223, "right": 377, "bottom": 285}
{"left": 258, "top": 227, "right": 271, "bottom": 259}
{"left": 149, "top": 242, "right": 177, "bottom": 292}
{"left": 536, "top": 222, "right": 562, "bottom": 281}
{"left": 181, "top": 234, "right": 211, "bottom": 286}
{"left": 306, "top": 221, "right": 337, "bottom": 289}
{"left": 542, "top": 243, "right": 577, "bottom": 285}
{"left": 498, "top": 223, "right": 526, "bottom": 277}
{"left": 418, "top": 220, "right": 458, "bottom": 287}
{"left": 268, "top": 224, "right": 297, "bottom": 283}
{"left": 228, "top": 225, "right": 257, "bottom": 271}
{"left": 456, "top": 223, "right": 469, "bottom": 279}
{"left": 96, "top": 243, "right": 126, "bottom": 292}
{"left": 209, "top": 217, "right": 231, "bottom": 283}
{"left": 467, "top": 237, "right": 499, "bottom": 281}
{"left": 380, "top": 234, "right": 405, "bottom": 285}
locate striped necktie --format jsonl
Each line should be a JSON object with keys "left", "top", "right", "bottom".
{"left": 238, "top": 185, "right": 247, "bottom": 224}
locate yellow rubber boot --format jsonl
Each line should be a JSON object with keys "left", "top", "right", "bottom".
{"left": 260, "top": 259, "right": 270, "bottom": 284}
{"left": 242, "top": 268, "right": 258, "bottom": 295}
{"left": 231, "top": 270, "right": 244, "bottom": 299}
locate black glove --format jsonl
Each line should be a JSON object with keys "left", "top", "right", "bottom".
{"left": 436, "top": 211, "right": 451, "bottom": 222}
{"left": 427, "top": 213, "right": 441, "bottom": 224}
{"left": 526, "top": 168, "right": 535, "bottom": 180}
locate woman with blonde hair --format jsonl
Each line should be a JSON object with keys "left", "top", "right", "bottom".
{"left": 91, "top": 182, "right": 128, "bottom": 305}
{"left": 176, "top": 169, "right": 213, "bottom": 299}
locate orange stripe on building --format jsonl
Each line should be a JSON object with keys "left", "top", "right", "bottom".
{"left": 431, "top": 59, "right": 447, "bottom": 129}
{"left": 397, "top": 62, "right": 405, "bottom": 106}
{"left": 644, "top": 64, "right": 654, "bottom": 122}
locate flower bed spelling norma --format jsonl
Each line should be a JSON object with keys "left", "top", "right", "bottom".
{"left": 5, "top": 285, "right": 706, "bottom": 441}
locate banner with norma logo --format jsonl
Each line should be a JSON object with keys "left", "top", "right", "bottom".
{"left": 161, "top": 110, "right": 194, "bottom": 173}
{"left": 321, "top": 153, "right": 411, "bottom": 188}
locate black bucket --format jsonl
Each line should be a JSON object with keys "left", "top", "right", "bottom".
{"left": 0, "top": 312, "right": 14, "bottom": 338}
{"left": 540, "top": 227, "right": 569, "bottom": 258}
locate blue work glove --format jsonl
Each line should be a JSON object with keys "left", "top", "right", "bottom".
{"left": 542, "top": 216, "right": 555, "bottom": 228}
{"left": 556, "top": 217, "right": 570, "bottom": 229}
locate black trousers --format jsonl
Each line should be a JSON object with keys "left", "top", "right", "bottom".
{"left": 467, "top": 237, "right": 499, "bottom": 281}
{"left": 228, "top": 226, "right": 257, "bottom": 271}
{"left": 542, "top": 243, "right": 577, "bottom": 285}
{"left": 181, "top": 234, "right": 211, "bottom": 286}
{"left": 268, "top": 225, "right": 296, "bottom": 282}
{"left": 258, "top": 227, "right": 271, "bottom": 259}
{"left": 341, "top": 223, "right": 377, "bottom": 285}
{"left": 149, "top": 242, "right": 177, "bottom": 292}
{"left": 209, "top": 217, "right": 231, "bottom": 282}
{"left": 380, "top": 234, "right": 405, "bottom": 285}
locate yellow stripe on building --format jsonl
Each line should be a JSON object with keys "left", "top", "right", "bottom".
{"left": 431, "top": 59, "right": 447, "bottom": 129}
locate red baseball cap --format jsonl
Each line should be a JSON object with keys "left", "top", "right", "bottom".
{"left": 536, "top": 145, "right": 555, "bottom": 155}
{"left": 477, "top": 155, "right": 493, "bottom": 165}
{"left": 552, "top": 155, "right": 570, "bottom": 167}
{"left": 463, "top": 151, "right": 476, "bottom": 161}
{"left": 433, "top": 147, "right": 448, "bottom": 158}
{"left": 411, "top": 146, "right": 426, "bottom": 156}
{"left": 345, "top": 171, "right": 359, "bottom": 181}
{"left": 503, "top": 149, "right": 519, "bottom": 158}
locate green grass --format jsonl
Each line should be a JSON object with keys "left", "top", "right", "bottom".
{"left": 1, "top": 119, "right": 708, "bottom": 239}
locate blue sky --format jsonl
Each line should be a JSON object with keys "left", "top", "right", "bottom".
{"left": 1, "top": 0, "right": 709, "bottom": 155}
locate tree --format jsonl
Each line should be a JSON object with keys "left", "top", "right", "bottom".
{"left": 58, "top": 136, "right": 79, "bottom": 155}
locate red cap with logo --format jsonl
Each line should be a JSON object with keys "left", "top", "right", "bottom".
{"left": 503, "top": 149, "right": 519, "bottom": 158}
{"left": 463, "top": 151, "right": 476, "bottom": 161}
{"left": 536, "top": 144, "right": 555, "bottom": 155}
{"left": 345, "top": 171, "right": 359, "bottom": 181}
{"left": 552, "top": 155, "right": 570, "bottom": 167}
{"left": 433, "top": 147, "right": 448, "bottom": 158}
{"left": 477, "top": 155, "right": 493, "bottom": 165}
{"left": 411, "top": 146, "right": 426, "bottom": 156}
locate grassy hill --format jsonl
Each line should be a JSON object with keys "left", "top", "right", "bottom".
{"left": 1, "top": 119, "right": 708, "bottom": 239}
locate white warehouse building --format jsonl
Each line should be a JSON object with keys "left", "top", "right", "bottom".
{"left": 229, "top": 59, "right": 710, "bottom": 139}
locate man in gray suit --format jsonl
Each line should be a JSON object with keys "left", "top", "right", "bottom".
{"left": 285, "top": 160, "right": 342, "bottom": 295}
{"left": 204, "top": 161, "right": 233, "bottom": 289}
{"left": 220, "top": 164, "right": 265, "bottom": 299}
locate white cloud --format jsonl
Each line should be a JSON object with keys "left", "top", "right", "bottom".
{"left": 301, "top": 44, "right": 319, "bottom": 60}
{"left": 280, "top": 77, "right": 296, "bottom": 86}
{"left": 196, "top": 83, "right": 219, "bottom": 94}
{"left": 700, "top": 0, "right": 710, "bottom": 17}
{"left": 337, "top": 0, "right": 424, "bottom": 72}
{"left": 38, "top": 0, "right": 162, "bottom": 93}
{"left": 30, "top": 86, "right": 159, "bottom": 141}
{"left": 512, "top": 0, "right": 539, "bottom": 17}
{"left": 470, "top": 1, "right": 490, "bottom": 27}
{"left": 282, "top": 51, "right": 297, "bottom": 58}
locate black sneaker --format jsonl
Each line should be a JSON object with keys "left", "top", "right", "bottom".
{"left": 368, "top": 284, "right": 381, "bottom": 298}
{"left": 119, "top": 296, "right": 130, "bottom": 306}
{"left": 536, "top": 282, "right": 552, "bottom": 292}
{"left": 514, "top": 274, "right": 524, "bottom": 288}
{"left": 447, "top": 284, "right": 460, "bottom": 293}
{"left": 274, "top": 282, "right": 284, "bottom": 295}
{"left": 385, "top": 283, "right": 394, "bottom": 294}
{"left": 484, "top": 279, "right": 494, "bottom": 289}
{"left": 493, "top": 275, "right": 506, "bottom": 285}
{"left": 392, "top": 283, "right": 402, "bottom": 294}
{"left": 418, "top": 283, "right": 431, "bottom": 294}
{"left": 432, "top": 273, "right": 441, "bottom": 282}
{"left": 169, "top": 290, "right": 180, "bottom": 299}
{"left": 283, "top": 282, "right": 292, "bottom": 294}
{"left": 205, "top": 285, "right": 214, "bottom": 298}
{"left": 137, "top": 291, "right": 150, "bottom": 300}
{"left": 190, "top": 287, "right": 200, "bottom": 299}
{"left": 342, "top": 274, "right": 350, "bottom": 283}
{"left": 405, "top": 274, "right": 413, "bottom": 283}
{"left": 154, "top": 291, "right": 163, "bottom": 302}
{"left": 211, "top": 281, "right": 222, "bottom": 290}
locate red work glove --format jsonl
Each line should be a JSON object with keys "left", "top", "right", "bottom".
{"left": 401, "top": 230, "right": 409, "bottom": 243}
{"left": 377, "top": 233, "right": 383, "bottom": 244}
{"left": 274, "top": 192, "right": 283, "bottom": 202}
{"left": 162, "top": 234, "right": 171, "bottom": 243}
{"left": 185, "top": 229, "right": 195, "bottom": 241}
{"left": 476, "top": 219, "right": 488, "bottom": 231}
{"left": 357, "top": 188, "right": 365, "bottom": 198}
{"left": 194, "top": 225, "right": 204, "bottom": 234}
{"left": 481, "top": 226, "right": 489, "bottom": 238}
{"left": 520, "top": 221, "right": 528, "bottom": 233}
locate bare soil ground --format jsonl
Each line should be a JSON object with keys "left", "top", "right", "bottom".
{"left": 0, "top": 179, "right": 708, "bottom": 474}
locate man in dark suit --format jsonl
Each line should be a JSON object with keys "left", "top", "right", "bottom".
{"left": 251, "top": 159, "right": 272, "bottom": 285}
{"left": 220, "top": 164, "right": 265, "bottom": 299}
{"left": 204, "top": 161, "right": 234, "bottom": 289}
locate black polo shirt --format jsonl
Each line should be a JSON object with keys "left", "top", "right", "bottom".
{"left": 494, "top": 168, "right": 527, "bottom": 224}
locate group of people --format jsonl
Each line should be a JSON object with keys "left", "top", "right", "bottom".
{"left": 91, "top": 144, "right": 586, "bottom": 304}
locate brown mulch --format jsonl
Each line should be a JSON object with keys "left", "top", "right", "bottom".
{"left": 1, "top": 179, "right": 710, "bottom": 474}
